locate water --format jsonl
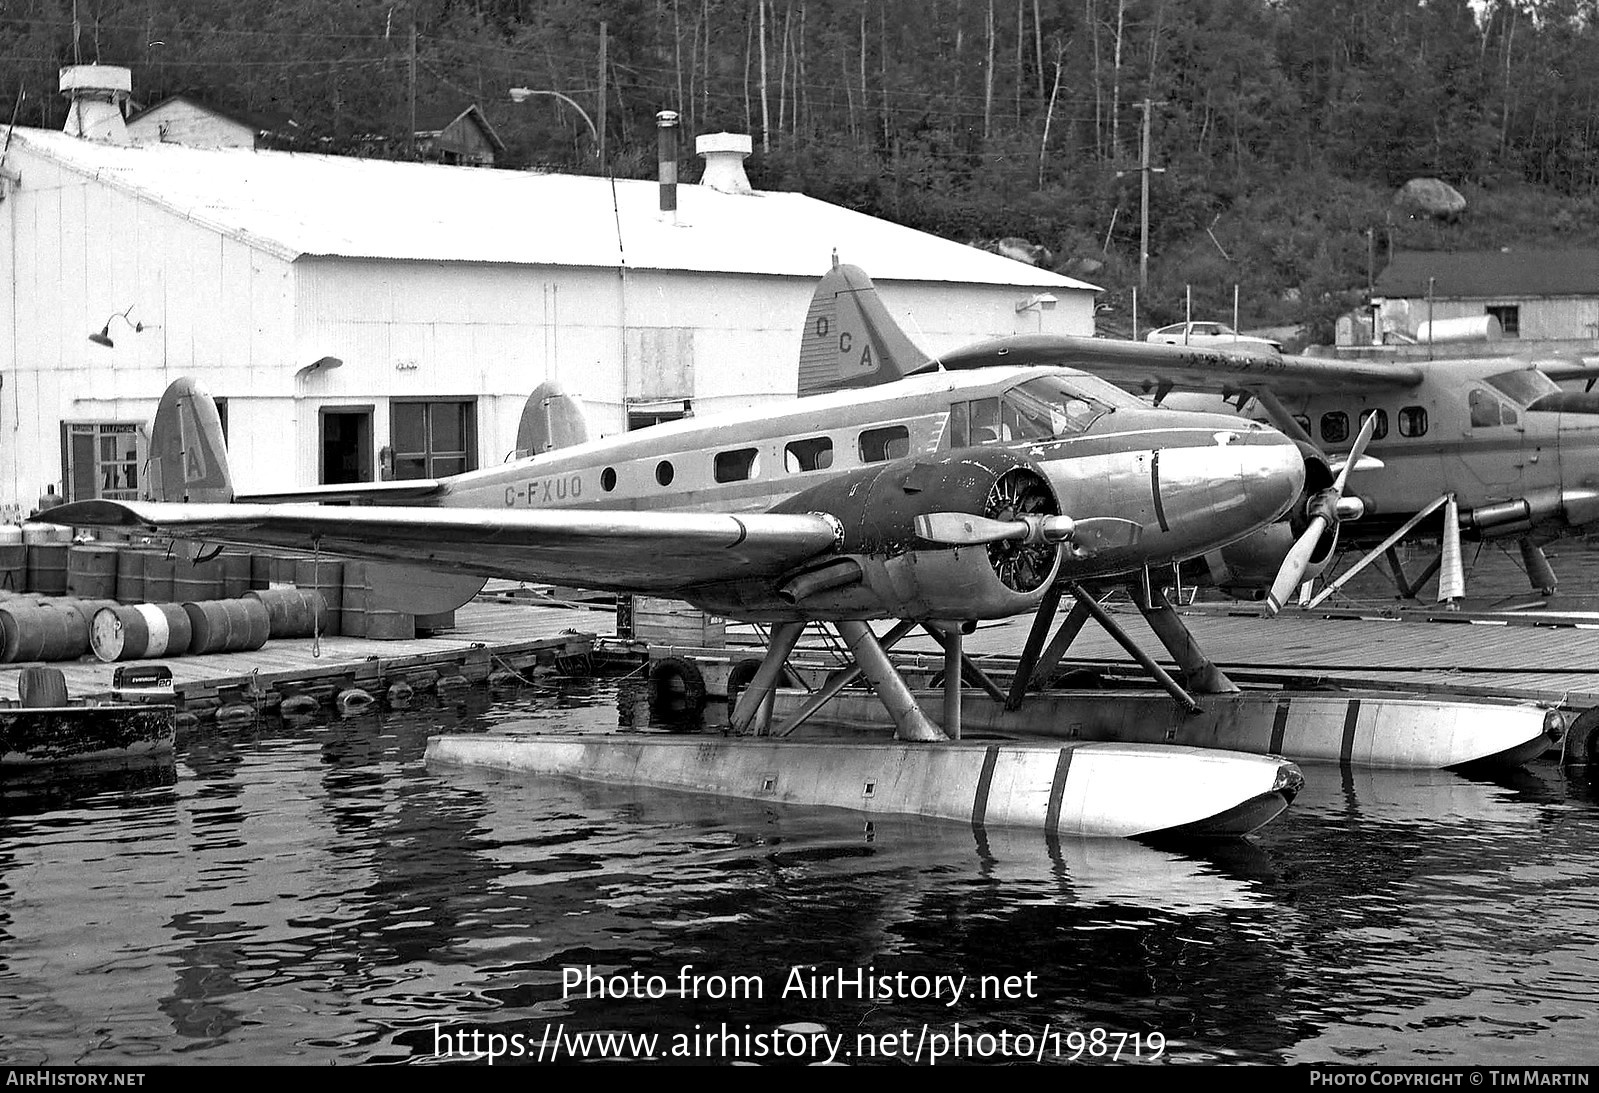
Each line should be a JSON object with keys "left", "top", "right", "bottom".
{"left": 2, "top": 677, "right": 1598, "bottom": 1066}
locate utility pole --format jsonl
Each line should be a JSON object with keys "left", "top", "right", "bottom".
{"left": 1130, "top": 98, "right": 1166, "bottom": 292}
{"left": 408, "top": 22, "right": 417, "bottom": 158}
{"left": 598, "top": 21, "right": 608, "bottom": 167}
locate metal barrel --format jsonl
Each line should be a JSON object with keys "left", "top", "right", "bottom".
{"left": 143, "top": 554, "right": 176, "bottom": 604}
{"left": 0, "top": 543, "right": 26, "bottom": 593}
{"left": 57, "top": 596, "right": 121, "bottom": 632}
{"left": 0, "top": 602, "right": 90, "bottom": 662}
{"left": 90, "top": 602, "right": 193, "bottom": 661}
{"left": 182, "top": 598, "right": 271, "bottom": 655}
{"left": 249, "top": 552, "right": 275, "bottom": 591}
{"left": 295, "top": 558, "right": 343, "bottom": 635}
{"left": 341, "top": 561, "right": 414, "bottom": 640}
{"left": 172, "top": 556, "right": 225, "bottom": 603}
{"left": 244, "top": 588, "right": 329, "bottom": 638}
{"left": 25, "top": 543, "right": 69, "bottom": 596}
{"left": 220, "top": 553, "right": 252, "bottom": 598}
{"left": 66, "top": 544, "right": 120, "bottom": 599}
{"left": 115, "top": 547, "right": 148, "bottom": 603}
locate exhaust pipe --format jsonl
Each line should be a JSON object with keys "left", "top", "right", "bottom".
{"left": 778, "top": 559, "right": 863, "bottom": 604}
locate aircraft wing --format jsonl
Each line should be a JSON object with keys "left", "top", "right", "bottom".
{"left": 236, "top": 480, "right": 446, "bottom": 503}
{"left": 934, "top": 335, "right": 1425, "bottom": 396}
{"left": 48, "top": 500, "right": 842, "bottom": 594}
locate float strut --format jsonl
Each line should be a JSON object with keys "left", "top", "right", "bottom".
{"left": 941, "top": 624, "right": 962, "bottom": 740}
{"left": 1520, "top": 537, "right": 1558, "bottom": 596}
{"left": 918, "top": 623, "right": 1008, "bottom": 706}
{"left": 1006, "top": 595, "right": 1093, "bottom": 709}
{"left": 729, "top": 621, "right": 806, "bottom": 734}
{"left": 835, "top": 620, "right": 946, "bottom": 741}
{"left": 1129, "top": 583, "right": 1239, "bottom": 694}
{"left": 1066, "top": 584, "right": 1200, "bottom": 714}
{"left": 1005, "top": 584, "right": 1064, "bottom": 709}
{"left": 770, "top": 619, "right": 917, "bottom": 737}
{"left": 1305, "top": 493, "right": 1450, "bottom": 608}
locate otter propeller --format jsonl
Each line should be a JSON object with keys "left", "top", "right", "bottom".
{"left": 1265, "top": 411, "right": 1378, "bottom": 615}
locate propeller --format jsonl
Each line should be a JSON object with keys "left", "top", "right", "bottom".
{"left": 1265, "top": 411, "right": 1378, "bottom": 615}
{"left": 915, "top": 512, "right": 1142, "bottom": 555}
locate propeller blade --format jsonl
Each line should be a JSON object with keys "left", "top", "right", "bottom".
{"left": 1265, "top": 515, "right": 1329, "bottom": 615}
{"left": 1333, "top": 412, "right": 1379, "bottom": 495}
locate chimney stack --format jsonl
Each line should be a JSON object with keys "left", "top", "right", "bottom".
{"left": 656, "top": 110, "right": 679, "bottom": 224}
{"left": 696, "top": 133, "right": 753, "bottom": 195}
{"left": 59, "top": 65, "right": 132, "bottom": 144}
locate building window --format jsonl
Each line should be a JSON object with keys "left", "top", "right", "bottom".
{"left": 1358, "top": 408, "right": 1389, "bottom": 440}
{"left": 859, "top": 425, "right": 910, "bottom": 463}
{"left": 63, "top": 422, "right": 145, "bottom": 502}
{"left": 1398, "top": 406, "right": 1428, "bottom": 437}
{"left": 1486, "top": 305, "right": 1520, "bottom": 338}
{"left": 714, "top": 448, "right": 758, "bottom": 483}
{"left": 391, "top": 399, "right": 477, "bottom": 479}
{"left": 1320, "top": 412, "right": 1349, "bottom": 444}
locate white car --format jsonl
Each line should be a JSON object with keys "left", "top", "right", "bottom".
{"left": 1145, "top": 321, "right": 1282, "bottom": 353}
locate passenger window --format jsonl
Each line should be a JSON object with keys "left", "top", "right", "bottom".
{"left": 783, "top": 437, "right": 833, "bottom": 473}
{"left": 1320, "top": 412, "right": 1349, "bottom": 444}
{"left": 655, "top": 460, "right": 675, "bottom": 486}
{"left": 714, "top": 448, "right": 758, "bottom": 483}
{"left": 1399, "top": 406, "right": 1428, "bottom": 437}
{"left": 859, "top": 425, "right": 910, "bottom": 462}
{"left": 1358, "top": 408, "right": 1388, "bottom": 440}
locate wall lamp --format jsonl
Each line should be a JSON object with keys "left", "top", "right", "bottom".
{"left": 89, "top": 306, "right": 145, "bottom": 347}
{"left": 1015, "top": 293, "right": 1058, "bottom": 314}
{"left": 296, "top": 355, "right": 343, "bottom": 379}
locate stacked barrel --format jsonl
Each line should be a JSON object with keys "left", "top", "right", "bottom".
{"left": 0, "top": 530, "right": 454, "bottom": 664}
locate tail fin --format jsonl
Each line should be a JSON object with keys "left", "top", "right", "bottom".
{"left": 796, "top": 263, "right": 931, "bottom": 396}
{"left": 513, "top": 381, "right": 591, "bottom": 459}
{"left": 149, "top": 377, "right": 233, "bottom": 502}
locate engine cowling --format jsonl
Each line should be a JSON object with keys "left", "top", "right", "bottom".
{"left": 1189, "top": 442, "right": 1340, "bottom": 601}
{"left": 701, "top": 447, "right": 1065, "bottom": 621}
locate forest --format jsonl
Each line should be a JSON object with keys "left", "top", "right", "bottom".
{"left": 7, "top": 0, "right": 1599, "bottom": 341}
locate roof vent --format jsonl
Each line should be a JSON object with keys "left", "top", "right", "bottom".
{"left": 696, "top": 132, "right": 753, "bottom": 195}
{"left": 60, "top": 65, "right": 132, "bottom": 144}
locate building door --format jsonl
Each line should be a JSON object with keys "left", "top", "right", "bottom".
{"left": 320, "top": 408, "right": 373, "bottom": 484}
{"left": 391, "top": 399, "right": 477, "bottom": 480}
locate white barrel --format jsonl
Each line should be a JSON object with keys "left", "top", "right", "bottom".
{"left": 1414, "top": 314, "right": 1502, "bottom": 344}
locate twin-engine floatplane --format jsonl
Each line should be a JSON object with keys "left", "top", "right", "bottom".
{"left": 44, "top": 265, "right": 1557, "bottom": 839}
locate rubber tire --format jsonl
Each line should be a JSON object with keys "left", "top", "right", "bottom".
{"left": 648, "top": 656, "right": 708, "bottom": 727}
{"left": 725, "top": 657, "right": 765, "bottom": 712}
{"left": 18, "top": 666, "right": 69, "bottom": 708}
{"left": 1564, "top": 705, "right": 1599, "bottom": 769}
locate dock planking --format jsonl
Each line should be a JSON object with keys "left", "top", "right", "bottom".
{"left": 0, "top": 602, "right": 606, "bottom": 706}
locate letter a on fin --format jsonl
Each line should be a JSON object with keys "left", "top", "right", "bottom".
{"left": 150, "top": 377, "right": 234, "bottom": 502}
{"left": 796, "top": 264, "right": 932, "bottom": 396}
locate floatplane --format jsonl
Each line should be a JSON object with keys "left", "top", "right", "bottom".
{"left": 879, "top": 293, "right": 1599, "bottom": 612}
{"left": 42, "top": 265, "right": 1554, "bottom": 836}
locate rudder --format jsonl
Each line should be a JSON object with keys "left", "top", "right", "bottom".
{"left": 796, "top": 263, "right": 931, "bottom": 396}
{"left": 149, "top": 377, "right": 233, "bottom": 502}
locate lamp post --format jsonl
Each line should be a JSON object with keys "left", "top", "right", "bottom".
{"left": 508, "top": 87, "right": 600, "bottom": 158}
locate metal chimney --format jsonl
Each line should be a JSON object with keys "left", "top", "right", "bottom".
{"left": 656, "top": 110, "right": 679, "bottom": 224}
{"left": 59, "top": 65, "right": 132, "bottom": 144}
{"left": 696, "top": 133, "right": 753, "bottom": 195}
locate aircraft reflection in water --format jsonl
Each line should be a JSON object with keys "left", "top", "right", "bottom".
{"left": 48, "top": 263, "right": 1335, "bottom": 838}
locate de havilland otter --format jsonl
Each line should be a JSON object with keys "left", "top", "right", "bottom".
{"left": 45, "top": 265, "right": 1557, "bottom": 836}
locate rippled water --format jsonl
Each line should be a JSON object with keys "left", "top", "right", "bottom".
{"left": 2, "top": 676, "right": 1598, "bottom": 1066}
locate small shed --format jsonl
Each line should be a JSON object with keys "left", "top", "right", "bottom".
{"left": 1372, "top": 249, "right": 1599, "bottom": 343}
{"left": 126, "top": 93, "right": 300, "bottom": 150}
{"left": 413, "top": 105, "right": 504, "bottom": 167}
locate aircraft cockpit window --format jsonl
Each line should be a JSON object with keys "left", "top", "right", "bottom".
{"left": 714, "top": 448, "right": 759, "bottom": 483}
{"left": 1485, "top": 370, "right": 1559, "bottom": 407}
{"left": 1320, "top": 412, "right": 1349, "bottom": 444}
{"left": 1469, "top": 388, "right": 1518, "bottom": 428}
{"left": 1001, "top": 376, "right": 1125, "bottom": 438}
{"left": 1358, "top": 408, "right": 1388, "bottom": 440}
{"left": 784, "top": 437, "right": 833, "bottom": 472}
{"left": 860, "top": 425, "right": 910, "bottom": 462}
{"left": 1398, "top": 406, "right": 1428, "bottom": 437}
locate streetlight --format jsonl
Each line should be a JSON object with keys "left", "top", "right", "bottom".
{"left": 508, "top": 87, "right": 599, "bottom": 154}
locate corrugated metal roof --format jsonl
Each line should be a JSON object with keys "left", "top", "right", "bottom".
{"left": 1374, "top": 248, "right": 1599, "bottom": 299}
{"left": 10, "top": 127, "right": 1092, "bottom": 289}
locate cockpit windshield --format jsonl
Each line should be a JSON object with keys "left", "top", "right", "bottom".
{"left": 1485, "top": 369, "right": 1560, "bottom": 407}
{"left": 949, "top": 374, "right": 1139, "bottom": 446}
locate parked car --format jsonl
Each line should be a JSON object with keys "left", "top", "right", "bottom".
{"left": 1145, "top": 321, "right": 1282, "bottom": 352}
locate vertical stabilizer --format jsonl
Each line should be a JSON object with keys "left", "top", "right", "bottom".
{"left": 796, "top": 264, "right": 931, "bottom": 396}
{"left": 514, "top": 382, "right": 592, "bottom": 458}
{"left": 149, "top": 378, "right": 233, "bottom": 502}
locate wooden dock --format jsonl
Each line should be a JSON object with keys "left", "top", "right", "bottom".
{"left": 0, "top": 599, "right": 605, "bottom": 717}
